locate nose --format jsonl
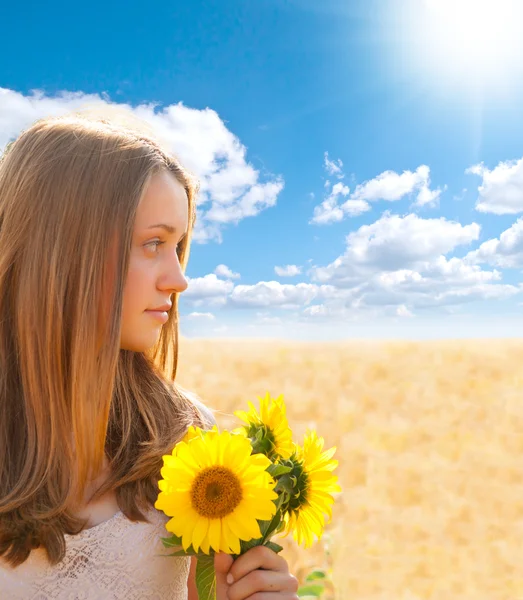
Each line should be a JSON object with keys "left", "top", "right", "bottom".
{"left": 159, "top": 251, "right": 189, "bottom": 295}
{"left": 176, "top": 274, "right": 189, "bottom": 294}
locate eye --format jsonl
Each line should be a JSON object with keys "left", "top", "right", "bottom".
{"left": 145, "top": 240, "right": 165, "bottom": 254}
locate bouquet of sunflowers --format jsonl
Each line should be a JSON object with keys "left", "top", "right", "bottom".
{"left": 155, "top": 393, "right": 341, "bottom": 600}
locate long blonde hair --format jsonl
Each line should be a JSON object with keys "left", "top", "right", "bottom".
{"left": 0, "top": 114, "right": 205, "bottom": 567}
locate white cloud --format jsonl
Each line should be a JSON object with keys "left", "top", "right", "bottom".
{"left": 186, "top": 312, "right": 216, "bottom": 320}
{"left": 182, "top": 212, "right": 516, "bottom": 322}
{"left": 301, "top": 302, "right": 365, "bottom": 321}
{"left": 357, "top": 260, "right": 512, "bottom": 310}
{"left": 310, "top": 212, "right": 481, "bottom": 283}
{"left": 184, "top": 274, "right": 234, "bottom": 306}
{"left": 302, "top": 213, "right": 516, "bottom": 316}
{"left": 453, "top": 188, "right": 468, "bottom": 201}
{"left": 257, "top": 315, "right": 283, "bottom": 325}
{"left": 310, "top": 164, "right": 443, "bottom": 224}
{"left": 191, "top": 222, "right": 224, "bottom": 244}
{"left": 324, "top": 151, "right": 344, "bottom": 178}
{"left": 214, "top": 264, "right": 240, "bottom": 279}
{"left": 0, "top": 87, "right": 283, "bottom": 244}
{"left": 467, "top": 158, "right": 523, "bottom": 214}
{"left": 274, "top": 264, "right": 302, "bottom": 277}
{"left": 464, "top": 218, "right": 523, "bottom": 268}
{"left": 418, "top": 256, "right": 502, "bottom": 284}
{"left": 415, "top": 182, "right": 445, "bottom": 208}
{"left": 310, "top": 182, "right": 368, "bottom": 225}
{"left": 230, "top": 282, "right": 321, "bottom": 309}
{"left": 351, "top": 165, "right": 443, "bottom": 208}
{"left": 303, "top": 262, "right": 518, "bottom": 317}
{"left": 303, "top": 304, "right": 329, "bottom": 319}
{"left": 204, "top": 179, "right": 284, "bottom": 225}
{"left": 340, "top": 199, "right": 373, "bottom": 216}
{"left": 396, "top": 305, "right": 414, "bottom": 317}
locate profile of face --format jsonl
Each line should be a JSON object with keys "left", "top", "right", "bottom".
{"left": 119, "top": 170, "right": 189, "bottom": 352}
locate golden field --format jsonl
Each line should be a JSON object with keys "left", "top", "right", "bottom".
{"left": 177, "top": 337, "right": 523, "bottom": 600}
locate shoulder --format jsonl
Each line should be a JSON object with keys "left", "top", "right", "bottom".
{"left": 177, "top": 384, "right": 217, "bottom": 430}
{"left": 192, "top": 395, "right": 217, "bottom": 430}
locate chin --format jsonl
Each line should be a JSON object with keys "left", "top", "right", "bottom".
{"left": 119, "top": 335, "right": 159, "bottom": 352}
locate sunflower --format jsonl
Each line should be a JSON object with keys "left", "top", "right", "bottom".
{"left": 176, "top": 424, "right": 212, "bottom": 449}
{"left": 155, "top": 428, "right": 278, "bottom": 555}
{"left": 281, "top": 430, "right": 341, "bottom": 548}
{"left": 234, "top": 392, "right": 294, "bottom": 460}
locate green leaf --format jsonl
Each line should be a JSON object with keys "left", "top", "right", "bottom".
{"left": 275, "top": 476, "right": 294, "bottom": 495}
{"left": 160, "top": 548, "right": 200, "bottom": 557}
{"left": 274, "top": 493, "right": 287, "bottom": 512}
{"left": 238, "top": 535, "right": 264, "bottom": 555}
{"left": 267, "top": 464, "right": 293, "bottom": 478}
{"left": 195, "top": 554, "right": 216, "bottom": 600}
{"left": 160, "top": 534, "right": 202, "bottom": 555}
{"left": 160, "top": 534, "right": 184, "bottom": 548}
{"left": 297, "top": 583, "right": 325, "bottom": 597}
{"left": 305, "top": 570, "right": 327, "bottom": 581}
{"left": 260, "top": 510, "right": 283, "bottom": 543}
{"left": 238, "top": 510, "right": 282, "bottom": 552}
{"left": 265, "top": 541, "right": 283, "bottom": 553}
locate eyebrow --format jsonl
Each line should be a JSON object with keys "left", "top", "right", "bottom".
{"left": 147, "top": 223, "right": 176, "bottom": 234}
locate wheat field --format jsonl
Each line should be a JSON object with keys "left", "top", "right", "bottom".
{"left": 176, "top": 337, "right": 523, "bottom": 600}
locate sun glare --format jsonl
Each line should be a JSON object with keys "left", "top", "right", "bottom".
{"left": 397, "top": 0, "right": 523, "bottom": 99}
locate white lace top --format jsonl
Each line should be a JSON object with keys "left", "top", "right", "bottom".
{"left": 0, "top": 397, "right": 215, "bottom": 599}
{"left": 0, "top": 508, "right": 190, "bottom": 600}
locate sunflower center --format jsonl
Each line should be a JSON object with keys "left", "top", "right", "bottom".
{"left": 190, "top": 466, "right": 243, "bottom": 519}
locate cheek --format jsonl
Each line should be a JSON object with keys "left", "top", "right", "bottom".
{"left": 121, "top": 261, "right": 152, "bottom": 316}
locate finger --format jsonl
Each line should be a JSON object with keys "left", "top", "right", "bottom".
{"left": 214, "top": 552, "right": 234, "bottom": 600}
{"left": 233, "top": 594, "right": 299, "bottom": 600}
{"left": 227, "top": 570, "right": 298, "bottom": 600}
{"left": 214, "top": 552, "right": 234, "bottom": 575}
{"left": 228, "top": 546, "right": 288, "bottom": 583}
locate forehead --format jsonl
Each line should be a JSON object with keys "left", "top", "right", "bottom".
{"left": 135, "top": 170, "right": 188, "bottom": 228}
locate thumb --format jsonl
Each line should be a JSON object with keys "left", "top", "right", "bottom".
{"left": 214, "top": 552, "right": 234, "bottom": 599}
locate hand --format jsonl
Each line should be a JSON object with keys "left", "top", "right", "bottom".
{"left": 214, "top": 546, "right": 299, "bottom": 600}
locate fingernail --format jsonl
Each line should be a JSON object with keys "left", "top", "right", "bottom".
{"left": 226, "top": 573, "right": 234, "bottom": 585}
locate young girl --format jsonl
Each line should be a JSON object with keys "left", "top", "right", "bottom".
{"left": 0, "top": 114, "right": 299, "bottom": 599}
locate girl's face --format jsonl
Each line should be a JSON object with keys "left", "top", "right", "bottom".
{"left": 119, "top": 169, "right": 189, "bottom": 352}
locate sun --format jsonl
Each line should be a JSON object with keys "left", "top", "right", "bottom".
{"left": 395, "top": 0, "right": 523, "bottom": 99}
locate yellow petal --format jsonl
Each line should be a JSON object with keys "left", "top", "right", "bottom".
{"left": 176, "top": 443, "right": 203, "bottom": 471}
{"left": 165, "top": 516, "right": 183, "bottom": 537}
{"left": 179, "top": 508, "right": 201, "bottom": 536}
{"left": 240, "top": 499, "right": 276, "bottom": 522}
{"left": 225, "top": 511, "right": 261, "bottom": 541}
{"left": 200, "top": 536, "right": 211, "bottom": 555}
{"left": 208, "top": 518, "right": 222, "bottom": 553}
{"left": 192, "top": 518, "right": 210, "bottom": 552}
{"left": 156, "top": 491, "right": 192, "bottom": 517}
{"left": 222, "top": 519, "right": 241, "bottom": 554}
{"left": 182, "top": 529, "right": 194, "bottom": 551}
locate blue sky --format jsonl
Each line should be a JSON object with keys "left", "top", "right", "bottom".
{"left": 2, "top": 0, "right": 523, "bottom": 339}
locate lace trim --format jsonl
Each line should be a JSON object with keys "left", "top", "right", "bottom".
{"left": 63, "top": 511, "right": 124, "bottom": 541}
{"left": 0, "top": 509, "right": 189, "bottom": 599}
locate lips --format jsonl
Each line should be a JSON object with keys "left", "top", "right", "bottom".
{"left": 147, "top": 303, "right": 172, "bottom": 312}
{"left": 145, "top": 309, "right": 170, "bottom": 324}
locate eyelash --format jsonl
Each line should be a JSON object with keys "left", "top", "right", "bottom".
{"left": 145, "top": 240, "right": 183, "bottom": 255}
{"left": 145, "top": 240, "right": 165, "bottom": 254}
